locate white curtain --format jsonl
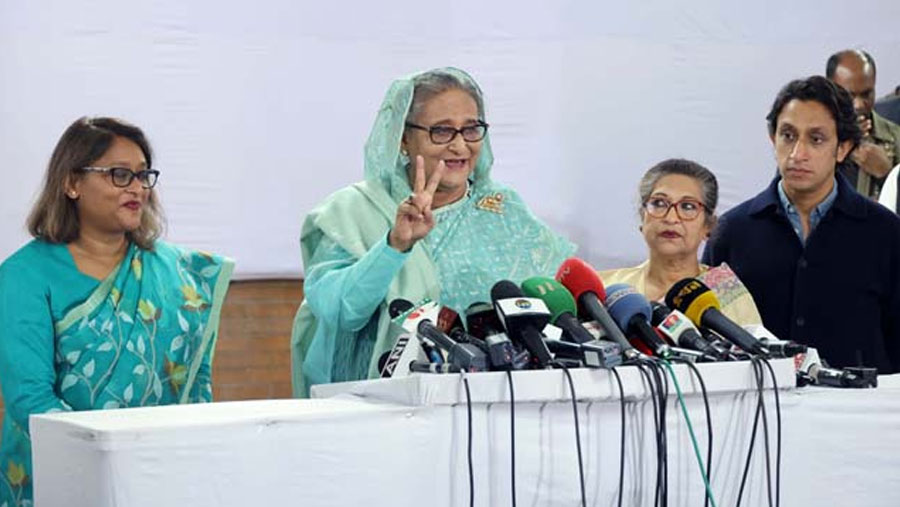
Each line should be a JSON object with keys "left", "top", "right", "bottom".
{"left": 2, "top": 0, "right": 898, "bottom": 278}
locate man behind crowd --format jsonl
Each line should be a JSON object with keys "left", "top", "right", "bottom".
{"left": 826, "top": 49, "right": 900, "bottom": 200}
{"left": 704, "top": 75, "right": 900, "bottom": 373}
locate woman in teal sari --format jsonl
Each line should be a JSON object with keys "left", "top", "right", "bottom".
{"left": 0, "top": 117, "right": 234, "bottom": 505}
{"left": 291, "top": 68, "right": 575, "bottom": 397}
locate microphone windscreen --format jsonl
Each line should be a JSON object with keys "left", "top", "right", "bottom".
{"left": 520, "top": 276, "right": 577, "bottom": 323}
{"left": 555, "top": 257, "right": 608, "bottom": 303}
{"left": 491, "top": 280, "right": 524, "bottom": 302}
{"left": 664, "top": 278, "right": 721, "bottom": 325}
{"left": 389, "top": 298, "right": 415, "bottom": 319}
{"left": 605, "top": 283, "right": 653, "bottom": 330}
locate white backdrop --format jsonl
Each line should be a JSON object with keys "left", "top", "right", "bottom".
{"left": 2, "top": 1, "right": 899, "bottom": 278}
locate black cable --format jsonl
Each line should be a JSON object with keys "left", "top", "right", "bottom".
{"left": 657, "top": 362, "right": 669, "bottom": 507}
{"left": 645, "top": 359, "right": 669, "bottom": 507}
{"left": 556, "top": 362, "right": 587, "bottom": 507}
{"left": 735, "top": 382, "right": 762, "bottom": 507}
{"left": 676, "top": 358, "right": 713, "bottom": 507}
{"left": 736, "top": 358, "right": 771, "bottom": 507}
{"left": 753, "top": 358, "right": 774, "bottom": 507}
{"left": 463, "top": 375, "right": 474, "bottom": 507}
{"left": 610, "top": 367, "right": 627, "bottom": 507}
{"left": 634, "top": 361, "right": 663, "bottom": 507}
{"left": 760, "top": 358, "right": 782, "bottom": 507}
{"left": 506, "top": 370, "right": 516, "bottom": 507}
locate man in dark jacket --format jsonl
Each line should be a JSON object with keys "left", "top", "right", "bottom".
{"left": 703, "top": 76, "right": 900, "bottom": 373}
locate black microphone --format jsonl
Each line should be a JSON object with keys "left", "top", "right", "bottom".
{"left": 650, "top": 301, "right": 672, "bottom": 327}
{"left": 759, "top": 338, "right": 807, "bottom": 358}
{"left": 464, "top": 302, "right": 517, "bottom": 370}
{"left": 544, "top": 338, "right": 623, "bottom": 368}
{"left": 665, "top": 279, "right": 768, "bottom": 356}
{"left": 409, "top": 360, "right": 462, "bottom": 374}
{"left": 416, "top": 320, "right": 488, "bottom": 372}
{"left": 491, "top": 280, "right": 553, "bottom": 368}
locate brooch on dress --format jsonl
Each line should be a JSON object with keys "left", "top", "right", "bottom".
{"left": 476, "top": 192, "right": 504, "bottom": 214}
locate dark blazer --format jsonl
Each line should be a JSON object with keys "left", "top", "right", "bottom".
{"left": 875, "top": 95, "right": 900, "bottom": 127}
{"left": 703, "top": 173, "right": 900, "bottom": 372}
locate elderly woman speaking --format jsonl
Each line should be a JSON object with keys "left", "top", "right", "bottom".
{"left": 599, "top": 158, "right": 761, "bottom": 325}
{"left": 291, "top": 68, "right": 574, "bottom": 396}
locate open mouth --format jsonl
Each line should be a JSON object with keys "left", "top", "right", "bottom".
{"left": 123, "top": 201, "right": 142, "bottom": 211}
{"left": 444, "top": 158, "right": 468, "bottom": 171}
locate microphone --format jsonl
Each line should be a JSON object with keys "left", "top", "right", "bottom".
{"left": 665, "top": 278, "right": 769, "bottom": 356}
{"left": 378, "top": 332, "right": 422, "bottom": 378}
{"left": 742, "top": 323, "right": 808, "bottom": 359}
{"left": 544, "top": 337, "right": 623, "bottom": 368}
{"left": 380, "top": 299, "right": 428, "bottom": 378}
{"left": 797, "top": 348, "right": 877, "bottom": 388}
{"left": 650, "top": 301, "right": 672, "bottom": 327}
{"left": 555, "top": 258, "right": 640, "bottom": 360}
{"left": 521, "top": 276, "right": 596, "bottom": 344}
{"left": 389, "top": 298, "right": 441, "bottom": 363}
{"left": 491, "top": 280, "right": 553, "bottom": 368}
{"left": 409, "top": 360, "right": 463, "bottom": 374}
{"left": 415, "top": 320, "right": 488, "bottom": 372}
{"left": 464, "top": 302, "right": 518, "bottom": 370}
{"left": 389, "top": 299, "right": 415, "bottom": 318}
{"left": 656, "top": 309, "right": 724, "bottom": 360}
{"left": 395, "top": 299, "right": 488, "bottom": 372}
{"left": 605, "top": 284, "right": 672, "bottom": 358}
{"left": 437, "top": 305, "right": 465, "bottom": 335}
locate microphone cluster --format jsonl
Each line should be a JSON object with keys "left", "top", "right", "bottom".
{"left": 379, "top": 256, "right": 849, "bottom": 382}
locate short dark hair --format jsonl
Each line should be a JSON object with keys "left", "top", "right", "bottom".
{"left": 27, "top": 117, "right": 164, "bottom": 249}
{"left": 765, "top": 76, "right": 862, "bottom": 153}
{"left": 826, "top": 49, "right": 876, "bottom": 79}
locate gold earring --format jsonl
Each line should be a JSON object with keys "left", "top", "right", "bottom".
{"left": 68, "top": 191, "right": 78, "bottom": 199}
{"left": 401, "top": 149, "right": 409, "bottom": 157}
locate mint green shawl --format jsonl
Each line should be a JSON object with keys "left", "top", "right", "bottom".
{"left": 291, "top": 68, "right": 575, "bottom": 397}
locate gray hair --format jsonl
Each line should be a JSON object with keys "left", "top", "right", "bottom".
{"left": 407, "top": 69, "right": 485, "bottom": 123}
{"left": 638, "top": 158, "right": 718, "bottom": 224}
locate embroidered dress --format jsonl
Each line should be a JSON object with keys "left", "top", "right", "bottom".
{"left": 0, "top": 240, "right": 233, "bottom": 505}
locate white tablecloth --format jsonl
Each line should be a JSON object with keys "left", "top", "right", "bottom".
{"left": 31, "top": 360, "right": 900, "bottom": 506}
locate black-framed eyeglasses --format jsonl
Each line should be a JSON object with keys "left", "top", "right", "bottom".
{"left": 642, "top": 197, "right": 706, "bottom": 221}
{"left": 404, "top": 122, "right": 489, "bottom": 144}
{"left": 78, "top": 166, "right": 160, "bottom": 189}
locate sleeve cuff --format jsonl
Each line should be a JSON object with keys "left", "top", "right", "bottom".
{"left": 379, "top": 232, "right": 412, "bottom": 263}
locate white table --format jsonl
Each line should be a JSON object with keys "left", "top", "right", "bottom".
{"left": 31, "top": 359, "right": 900, "bottom": 506}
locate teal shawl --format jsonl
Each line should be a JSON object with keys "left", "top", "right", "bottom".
{"left": 291, "top": 67, "right": 575, "bottom": 397}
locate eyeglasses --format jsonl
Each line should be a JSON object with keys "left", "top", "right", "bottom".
{"left": 643, "top": 197, "right": 706, "bottom": 221}
{"left": 78, "top": 167, "right": 160, "bottom": 189}
{"left": 404, "top": 122, "right": 489, "bottom": 144}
